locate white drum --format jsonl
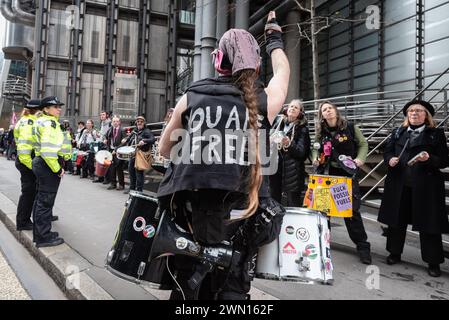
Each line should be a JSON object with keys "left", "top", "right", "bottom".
{"left": 116, "top": 146, "right": 135, "bottom": 161}
{"left": 95, "top": 150, "right": 113, "bottom": 165}
{"left": 256, "top": 207, "right": 333, "bottom": 284}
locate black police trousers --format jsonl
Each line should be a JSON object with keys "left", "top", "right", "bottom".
{"left": 32, "top": 157, "right": 61, "bottom": 242}
{"left": 329, "top": 167, "right": 371, "bottom": 253}
{"left": 15, "top": 159, "right": 37, "bottom": 227}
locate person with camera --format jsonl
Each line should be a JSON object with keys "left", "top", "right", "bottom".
{"left": 157, "top": 11, "right": 290, "bottom": 300}
{"left": 269, "top": 99, "right": 310, "bottom": 206}
{"left": 378, "top": 100, "right": 449, "bottom": 277}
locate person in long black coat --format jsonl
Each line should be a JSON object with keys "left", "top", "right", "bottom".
{"left": 378, "top": 99, "right": 449, "bottom": 277}
{"left": 269, "top": 99, "right": 310, "bottom": 206}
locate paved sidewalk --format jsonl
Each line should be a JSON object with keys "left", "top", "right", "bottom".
{"left": 0, "top": 156, "right": 448, "bottom": 300}
{"left": 0, "top": 249, "right": 30, "bottom": 300}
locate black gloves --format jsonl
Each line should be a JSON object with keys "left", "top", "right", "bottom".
{"left": 265, "top": 18, "right": 284, "bottom": 56}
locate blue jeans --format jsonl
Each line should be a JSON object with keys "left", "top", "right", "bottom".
{"left": 128, "top": 157, "right": 144, "bottom": 191}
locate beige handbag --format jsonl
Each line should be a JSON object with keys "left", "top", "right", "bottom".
{"left": 134, "top": 148, "right": 152, "bottom": 171}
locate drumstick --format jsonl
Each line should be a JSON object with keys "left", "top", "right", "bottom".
{"left": 397, "top": 138, "right": 409, "bottom": 160}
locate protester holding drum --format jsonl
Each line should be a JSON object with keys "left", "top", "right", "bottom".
{"left": 156, "top": 11, "right": 289, "bottom": 300}
{"left": 122, "top": 115, "right": 155, "bottom": 193}
{"left": 104, "top": 116, "right": 126, "bottom": 191}
{"left": 77, "top": 119, "right": 98, "bottom": 179}
{"left": 269, "top": 99, "right": 310, "bottom": 206}
{"left": 378, "top": 100, "right": 449, "bottom": 277}
{"left": 312, "top": 101, "right": 372, "bottom": 265}
{"left": 73, "top": 121, "right": 86, "bottom": 175}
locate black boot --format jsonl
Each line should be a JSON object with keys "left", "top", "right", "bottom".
{"left": 428, "top": 264, "right": 441, "bottom": 277}
{"left": 386, "top": 254, "right": 401, "bottom": 265}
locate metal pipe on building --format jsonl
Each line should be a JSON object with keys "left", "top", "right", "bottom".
{"left": 0, "top": 0, "right": 16, "bottom": 22}
{"left": 234, "top": 0, "right": 249, "bottom": 30}
{"left": 249, "top": 0, "right": 296, "bottom": 36}
{"left": 193, "top": 0, "right": 203, "bottom": 81}
{"left": 285, "top": 9, "right": 301, "bottom": 101}
{"left": 31, "top": 0, "right": 43, "bottom": 99}
{"left": 200, "top": 0, "right": 216, "bottom": 79}
{"left": 249, "top": 0, "right": 280, "bottom": 26}
{"left": 11, "top": 0, "right": 34, "bottom": 26}
{"left": 216, "top": 0, "right": 228, "bottom": 40}
{"left": 69, "top": 0, "right": 81, "bottom": 117}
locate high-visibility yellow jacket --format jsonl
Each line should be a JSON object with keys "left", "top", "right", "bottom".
{"left": 33, "top": 114, "right": 67, "bottom": 174}
{"left": 60, "top": 129, "right": 73, "bottom": 161}
{"left": 14, "top": 114, "right": 38, "bottom": 170}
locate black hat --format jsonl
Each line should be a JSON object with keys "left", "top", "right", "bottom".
{"left": 402, "top": 99, "right": 435, "bottom": 116}
{"left": 26, "top": 99, "right": 42, "bottom": 109}
{"left": 41, "top": 96, "right": 65, "bottom": 107}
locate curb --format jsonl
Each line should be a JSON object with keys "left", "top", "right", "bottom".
{"left": 0, "top": 192, "right": 113, "bottom": 300}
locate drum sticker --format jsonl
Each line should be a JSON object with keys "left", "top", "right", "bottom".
{"left": 303, "top": 244, "right": 318, "bottom": 260}
{"left": 282, "top": 242, "right": 297, "bottom": 254}
{"left": 176, "top": 237, "right": 188, "bottom": 250}
{"left": 133, "top": 217, "right": 146, "bottom": 232}
{"left": 285, "top": 226, "right": 295, "bottom": 235}
{"left": 314, "top": 188, "right": 331, "bottom": 214}
{"left": 325, "top": 259, "right": 333, "bottom": 274}
{"left": 142, "top": 225, "right": 155, "bottom": 239}
{"left": 324, "top": 231, "right": 331, "bottom": 245}
{"left": 296, "top": 228, "right": 310, "bottom": 242}
{"left": 305, "top": 188, "right": 314, "bottom": 207}
{"left": 330, "top": 183, "right": 352, "bottom": 212}
{"left": 317, "top": 177, "right": 323, "bottom": 184}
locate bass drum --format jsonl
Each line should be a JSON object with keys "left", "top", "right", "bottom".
{"left": 256, "top": 207, "right": 333, "bottom": 285}
{"left": 105, "top": 191, "right": 174, "bottom": 289}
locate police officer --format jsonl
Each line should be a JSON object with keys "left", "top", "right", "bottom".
{"left": 32, "top": 96, "right": 68, "bottom": 247}
{"left": 14, "top": 99, "right": 42, "bottom": 231}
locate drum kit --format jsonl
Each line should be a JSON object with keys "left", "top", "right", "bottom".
{"left": 104, "top": 173, "right": 351, "bottom": 289}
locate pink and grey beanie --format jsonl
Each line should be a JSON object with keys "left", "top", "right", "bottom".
{"left": 218, "top": 29, "right": 261, "bottom": 75}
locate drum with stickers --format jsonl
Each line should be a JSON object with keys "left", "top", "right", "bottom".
{"left": 105, "top": 191, "right": 173, "bottom": 289}
{"left": 255, "top": 207, "right": 333, "bottom": 285}
{"left": 303, "top": 174, "right": 353, "bottom": 218}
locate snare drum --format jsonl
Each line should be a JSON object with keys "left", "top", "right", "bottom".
{"left": 116, "top": 146, "right": 135, "bottom": 161}
{"left": 75, "top": 151, "right": 87, "bottom": 166}
{"left": 303, "top": 174, "right": 353, "bottom": 218}
{"left": 105, "top": 192, "right": 173, "bottom": 289}
{"left": 256, "top": 207, "right": 333, "bottom": 284}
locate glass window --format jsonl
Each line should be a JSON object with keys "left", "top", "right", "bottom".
{"left": 91, "top": 31, "right": 99, "bottom": 59}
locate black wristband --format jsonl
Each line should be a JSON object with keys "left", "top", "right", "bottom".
{"left": 265, "top": 19, "right": 284, "bottom": 56}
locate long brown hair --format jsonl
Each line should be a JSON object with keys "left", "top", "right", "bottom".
{"left": 317, "top": 100, "right": 347, "bottom": 136}
{"left": 234, "top": 69, "right": 262, "bottom": 218}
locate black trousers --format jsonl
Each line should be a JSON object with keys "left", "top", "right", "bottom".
{"left": 128, "top": 157, "right": 144, "bottom": 191}
{"left": 109, "top": 154, "right": 124, "bottom": 186}
{"left": 168, "top": 190, "right": 250, "bottom": 300}
{"left": 329, "top": 167, "right": 371, "bottom": 253}
{"left": 82, "top": 152, "right": 95, "bottom": 177}
{"left": 386, "top": 187, "right": 445, "bottom": 264}
{"left": 269, "top": 172, "right": 304, "bottom": 207}
{"left": 32, "top": 157, "right": 61, "bottom": 242}
{"left": 15, "top": 159, "right": 37, "bottom": 227}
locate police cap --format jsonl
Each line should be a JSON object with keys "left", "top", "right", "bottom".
{"left": 41, "top": 96, "right": 65, "bottom": 108}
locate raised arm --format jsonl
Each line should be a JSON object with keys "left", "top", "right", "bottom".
{"left": 159, "top": 94, "right": 187, "bottom": 158}
{"left": 262, "top": 11, "right": 290, "bottom": 124}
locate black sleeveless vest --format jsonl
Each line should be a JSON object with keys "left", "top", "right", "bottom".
{"left": 321, "top": 123, "right": 357, "bottom": 160}
{"left": 157, "top": 76, "right": 270, "bottom": 198}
